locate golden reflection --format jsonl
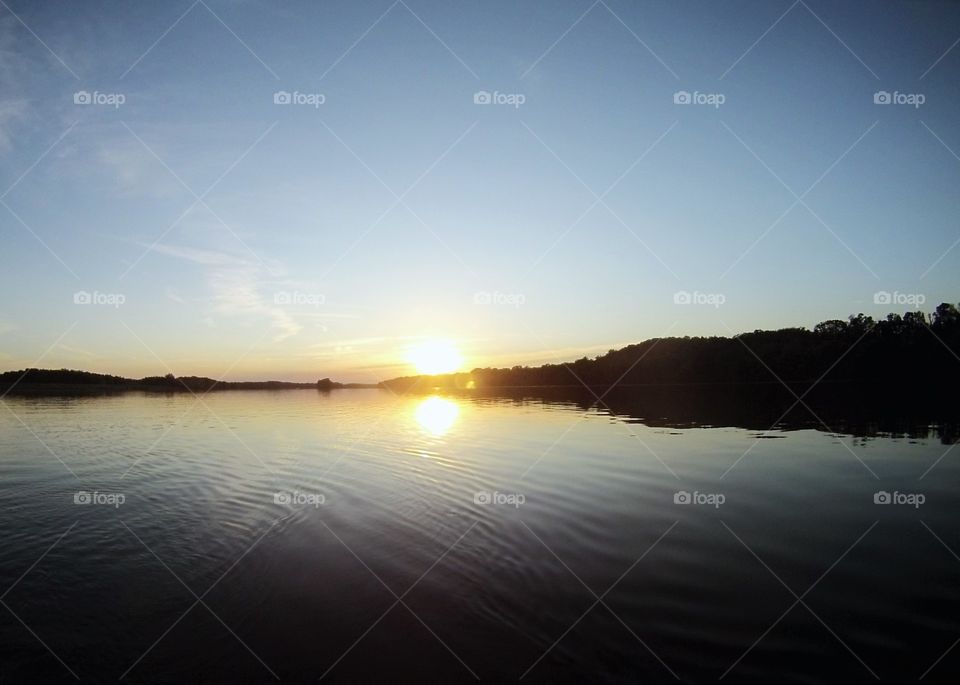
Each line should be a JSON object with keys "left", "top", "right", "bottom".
{"left": 415, "top": 396, "right": 460, "bottom": 436}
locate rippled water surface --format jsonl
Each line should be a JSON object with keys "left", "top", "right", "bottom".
{"left": 1, "top": 389, "right": 958, "bottom": 683}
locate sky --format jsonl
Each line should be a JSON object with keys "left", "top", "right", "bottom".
{"left": 1, "top": 0, "right": 959, "bottom": 382}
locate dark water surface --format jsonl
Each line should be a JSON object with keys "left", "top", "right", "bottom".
{"left": 1, "top": 388, "right": 958, "bottom": 683}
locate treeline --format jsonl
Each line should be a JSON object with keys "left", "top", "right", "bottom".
{"left": 382, "top": 303, "right": 960, "bottom": 392}
{"left": 139, "top": 374, "right": 320, "bottom": 391}
{"left": 0, "top": 369, "right": 321, "bottom": 394}
{"left": 0, "top": 368, "right": 134, "bottom": 391}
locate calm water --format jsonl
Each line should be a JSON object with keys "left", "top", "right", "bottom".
{"left": 0, "top": 388, "right": 958, "bottom": 683}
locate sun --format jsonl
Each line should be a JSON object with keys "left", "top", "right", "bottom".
{"left": 407, "top": 339, "right": 463, "bottom": 375}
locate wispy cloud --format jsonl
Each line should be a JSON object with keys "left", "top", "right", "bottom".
{"left": 146, "top": 241, "right": 303, "bottom": 342}
{"left": 148, "top": 242, "right": 248, "bottom": 266}
{"left": 57, "top": 343, "right": 97, "bottom": 359}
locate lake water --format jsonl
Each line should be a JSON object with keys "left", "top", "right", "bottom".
{"left": 0, "top": 388, "right": 958, "bottom": 683}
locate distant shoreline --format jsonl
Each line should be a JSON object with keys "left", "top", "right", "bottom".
{"left": 0, "top": 371, "right": 378, "bottom": 396}
{"left": 0, "top": 383, "right": 381, "bottom": 396}
{"left": 0, "top": 376, "right": 909, "bottom": 397}
{"left": 0, "top": 376, "right": 887, "bottom": 397}
{"left": 4, "top": 301, "right": 958, "bottom": 398}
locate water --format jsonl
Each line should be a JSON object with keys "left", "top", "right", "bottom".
{"left": 0, "top": 388, "right": 958, "bottom": 683}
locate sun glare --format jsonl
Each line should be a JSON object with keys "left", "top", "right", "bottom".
{"left": 415, "top": 396, "right": 460, "bottom": 436}
{"left": 407, "top": 339, "right": 463, "bottom": 375}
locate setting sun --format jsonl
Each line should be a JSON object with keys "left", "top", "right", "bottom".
{"left": 407, "top": 339, "right": 463, "bottom": 375}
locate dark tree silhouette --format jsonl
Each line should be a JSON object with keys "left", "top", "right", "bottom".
{"left": 382, "top": 303, "right": 960, "bottom": 393}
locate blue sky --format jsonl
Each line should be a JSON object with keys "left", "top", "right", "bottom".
{"left": 1, "top": 0, "right": 959, "bottom": 381}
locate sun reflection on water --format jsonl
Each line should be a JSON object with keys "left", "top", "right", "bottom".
{"left": 415, "top": 396, "right": 460, "bottom": 436}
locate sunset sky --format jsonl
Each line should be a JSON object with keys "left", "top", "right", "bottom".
{"left": 1, "top": 0, "right": 959, "bottom": 381}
